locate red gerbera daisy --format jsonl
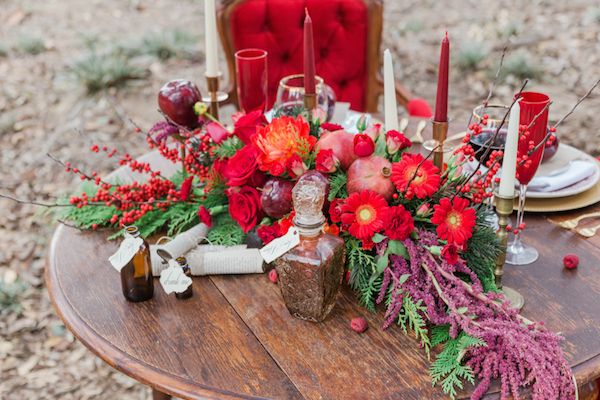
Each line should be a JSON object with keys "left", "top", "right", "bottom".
{"left": 391, "top": 153, "right": 440, "bottom": 200}
{"left": 384, "top": 205, "right": 414, "bottom": 241}
{"left": 340, "top": 190, "right": 388, "bottom": 241}
{"left": 431, "top": 197, "right": 476, "bottom": 246}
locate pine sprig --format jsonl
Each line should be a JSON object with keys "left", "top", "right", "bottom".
{"left": 429, "top": 326, "right": 486, "bottom": 399}
{"left": 213, "top": 136, "right": 243, "bottom": 158}
{"left": 346, "top": 237, "right": 380, "bottom": 311}
{"left": 206, "top": 213, "right": 245, "bottom": 246}
{"left": 464, "top": 209, "right": 502, "bottom": 292}
{"left": 328, "top": 170, "right": 348, "bottom": 201}
{"left": 166, "top": 202, "right": 201, "bottom": 236}
{"left": 398, "top": 295, "right": 431, "bottom": 357}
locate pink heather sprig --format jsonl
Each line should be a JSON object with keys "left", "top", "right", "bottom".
{"left": 377, "top": 231, "right": 575, "bottom": 400}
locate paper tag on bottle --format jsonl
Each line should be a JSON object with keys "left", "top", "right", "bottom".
{"left": 108, "top": 237, "right": 144, "bottom": 272}
{"left": 259, "top": 227, "right": 300, "bottom": 263}
{"left": 159, "top": 260, "right": 193, "bottom": 294}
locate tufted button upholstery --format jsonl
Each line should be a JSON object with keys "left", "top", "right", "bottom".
{"left": 228, "top": 0, "right": 369, "bottom": 111}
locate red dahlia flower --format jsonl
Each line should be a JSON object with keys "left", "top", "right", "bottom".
{"left": 340, "top": 190, "right": 388, "bottom": 241}
{"left": 383, "top": 205, "right": 414, "bottom": 241}
{"left": 391, "top": 153, "right": 440, "bottom": 199}
{"left": 253, "top": 116, "right": 316, "bottom": 176}
{"left": 431, "top": 197, "right": 476, "bottom": 246}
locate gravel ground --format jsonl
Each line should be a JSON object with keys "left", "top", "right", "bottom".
{"left": 1, "top": 0, "right": 599, "bottom": 399}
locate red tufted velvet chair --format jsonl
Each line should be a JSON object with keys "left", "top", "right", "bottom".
{"left": 217, "top": 0, "right": 415, "bottom": 113}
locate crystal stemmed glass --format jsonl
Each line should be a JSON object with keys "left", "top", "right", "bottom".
{"left": 235, "top": 48, "right": 268, "bottom": 113}
{"left": 273, "top": 74, "right": 336, "bottom": 121}
{"left": 506, "top": 92, "right": 550, "bottom": 265}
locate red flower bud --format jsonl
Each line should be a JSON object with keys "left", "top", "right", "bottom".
{"left": 353, "top": 134, "right": 375, "bottom": 157}
{"left": 268, "top": 269, "right": 278, "bottom": 283}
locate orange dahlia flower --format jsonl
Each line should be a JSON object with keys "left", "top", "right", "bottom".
{"left": 252, "top": 116, "right": 316, "bottom": 176}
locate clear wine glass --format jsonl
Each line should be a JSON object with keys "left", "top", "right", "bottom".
{"left": 506, "top": 92, "right": 550, "bottom": 265}
{"left": 273, "top": 74, "right": 336, "bottom": 121}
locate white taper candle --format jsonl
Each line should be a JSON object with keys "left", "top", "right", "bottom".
{"left": 498, "top": 100, "right": 521, "bottom": 197}
{"left": 204, "top": 0, "right": 219, "bottom": 77}
{"left": 383, "top": 49, "right": 399, "bottom": 131}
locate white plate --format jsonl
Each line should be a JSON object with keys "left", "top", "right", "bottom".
{"left": 527, "top": 144, "right": 600, "bottom": 199}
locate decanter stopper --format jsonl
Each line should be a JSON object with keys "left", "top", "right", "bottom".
{"left": 292, "top": 177, "right": 326, "bottom": 232}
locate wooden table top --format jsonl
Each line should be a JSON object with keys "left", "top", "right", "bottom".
{"left": 45, "top": 122, "right": 600, "bottom": 400}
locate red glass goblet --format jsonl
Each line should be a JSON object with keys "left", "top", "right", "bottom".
{"left": 506, "top": 92, "right": 550, "bottom": 266}
{"left": 235, "top": 49, "right": 268, "bottom": 113}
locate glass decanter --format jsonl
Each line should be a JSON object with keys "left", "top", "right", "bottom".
{"left": 274, "top": 177, "right": 345, "bottom": 322}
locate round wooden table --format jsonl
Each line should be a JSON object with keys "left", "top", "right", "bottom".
{"left": 46, "top": 124, "right": 600, "bottom": 399}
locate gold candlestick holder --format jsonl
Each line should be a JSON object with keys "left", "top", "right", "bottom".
{"left": 203, "top": 73, "right": 228, "bottom": 121}
{"left": 494, "top": 190, "right": 525, "bottom": 310}
{"left": 304, "top": 92, "right": 317, "bottom": 110}
{"left": 431, "top": 120, "right": 448, "bottom": 170}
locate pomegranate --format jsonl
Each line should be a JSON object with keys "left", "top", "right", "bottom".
{"left": 158, "top": 79, "right": 202, "bottom": 128}
{"left": 316, "top": 130, "right": 357, "bottom": 170}
{"left": 261, "top": 179, "right": 294, "bottom": 219}
{"left": 347, "top": 156, "right": 395, "bottom": 201}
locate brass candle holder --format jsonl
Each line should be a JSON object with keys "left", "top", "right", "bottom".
{"left": 494, "top": 190, "right": 525, "bottom": 310}
{"left": 204, "top": 73, "right": 228, "bottom": 121}
{"left": 431, "top": 120, "right": 448, "bottom": 170}
{"left": 304, "top": 92, "right": 317, "bottom": 110}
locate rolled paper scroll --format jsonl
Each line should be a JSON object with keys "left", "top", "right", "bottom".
{"left": 186, "top": 244, "right": 265, "bottom": 275}
{"left": 150, "top": 223, "right": 209, "bottom": 275}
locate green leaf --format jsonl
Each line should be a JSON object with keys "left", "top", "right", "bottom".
{"left": 376, "top": 254, "right": 389, "bottom": 274}
{"left": 398, "top": 273, "right": 411, "bottom": 285}
{"left": 372, "top": 233, "right": 387, "bottom": 243}
{"left": 387, "top": 240, "right": 408, "bottom": 259}
{"left": 456, "top": 307, "right": 468, "bottom": 315}
{"left": 374, "top": 134, "right": 386, "bottom": 157}
{"left": 428, "top": 245, "right": 442, "bottom": 256}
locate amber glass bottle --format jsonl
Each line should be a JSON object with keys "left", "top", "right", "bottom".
{"left": 120, "top": 226, "right": 154, "bottom": 302}
{"left": 275, "top": 177, "right": 345, "bottom": 322}
{"left": 175, "top": 256, "right": 193, "bottom": 299}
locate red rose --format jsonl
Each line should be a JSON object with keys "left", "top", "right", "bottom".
{"left": 321, "top": 122, "right": 343, "bottom": 132}
{"left": 197, "top": 206, "right": 212, "bottom": 227}
{"left": 257, "top": 223, "right": 282, "bottom": 245}
{"left": 563, "top": 254, "right": 579, "bottom": 269}
{"left": 353, "top": 133, "right": 375, "bottom": 157}
{"left": 286, "top": 154, "right": 308, "bottom": 178}
{"left": 226, "top": 186, "right": 262, "bottom": 233}
{"left": 211, "top": 158, "right": 227, "bottom": 181}
{"left": 315, "top": 149, "right": 339, "bottom": 173}
{"left": 233, "top": 110, "right": 268, "bottom": 144}
{"left": 441, "top": 244, "right": 460, "bottom": 264}
{"left": 383, "top": 205, "right": 414, "bottom": 241}
{"left": 386, "top": 130, "right": 412, "bottom": 154}
{"left": 247, "top": 170, "right": 267, "bottom": 188}
{"left": 179, "top": 176, "right": 194, "bottom": 201}
{"left": 328, "top": 198, "right": 344, "bottom": 223}
{"left": 205, "top": 122, "right": 229, "bottom": 144}
{"left": 224, "top": 145, "right": 259, "bottom": 187}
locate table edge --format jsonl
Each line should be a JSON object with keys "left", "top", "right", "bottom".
{"left": 45, "top": 224, "right": 275, "bottom": 400}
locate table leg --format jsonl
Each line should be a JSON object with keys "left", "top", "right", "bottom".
{"left": 579, "top": 379, "right": 600, "bottom": 400}
{"left": 152, "top": 388, "right": 172, "bottom": 400}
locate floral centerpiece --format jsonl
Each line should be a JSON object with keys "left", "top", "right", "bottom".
{"left": 48, "top": 78, "right": 575, "bottom": 399}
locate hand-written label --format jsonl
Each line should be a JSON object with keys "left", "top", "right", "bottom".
{"left": 159, "top": 260, "right": 193, "bottom": 294}
{"left": 259, "top": 227, "right": 300, "bottom": 263}
{"left": 109, "top": 237, "right": 144, "bottom": 272}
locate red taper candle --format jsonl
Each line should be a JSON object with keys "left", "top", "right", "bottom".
{"left": 434, "top": 32, "right": 450, "bottom": 122}
{"left": 303, "top": 9, "right": 316, "bottom": 95}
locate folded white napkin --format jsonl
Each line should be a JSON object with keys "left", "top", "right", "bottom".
{"left": 529, "top": 160, "right": 597, "bottom": 192}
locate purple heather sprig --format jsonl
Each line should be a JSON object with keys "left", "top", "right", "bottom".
{"left": 378, "top": 230, "right": 575, "bottom": 400}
